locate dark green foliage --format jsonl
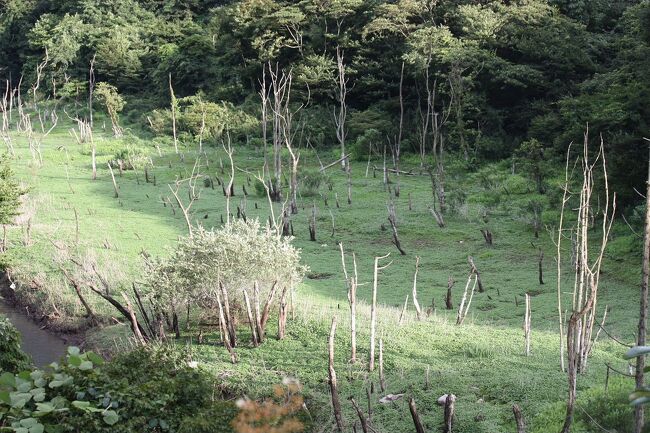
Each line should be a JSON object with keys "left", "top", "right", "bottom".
{"left": 0, "top": 318, "right": 31, "bottom": 373}
{"left": 3, "top": 0, "right": 650, "bottom": 207}
{"left": 299, "top": 170, "right": 330, "bottom": 197}
{"left": 0, "top": 344, "right": 239, "bottom": 433}
{"left": 176, "top": 403, "right": 237, "bottom": 433}
{"left": 531, "top": 377, "right": 634, "bottom": 433}
{"left": 0, "top": 157, "right": 24, "bottom": 226}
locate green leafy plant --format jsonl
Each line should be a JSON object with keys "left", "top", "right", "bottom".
{"left": 0, "top": 319, "right": 31, "bottom": 373}
{"left": 0, "top": 347, "right": 117, "bottom": 433}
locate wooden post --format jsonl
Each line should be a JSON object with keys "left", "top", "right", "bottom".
{"left": 328, "top": 317, "right": 344, "bottom": 432}
{"left": 538, "top": 250, "right": 544, "bottom": 285}
{"left": 408, "top": 398, "right": 426, "bottom": 433}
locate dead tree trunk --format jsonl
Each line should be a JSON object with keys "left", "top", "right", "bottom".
{"left": 635, "top": 143, "right": 650, "bottom": 433}
{"left": 387, "top": 201, "right": 406, "bottom": 255}
{"left": 243, "top": 289, "right": 259, "bottom": 346}
{"left": 278, "top": 285, "right": 289, "bottom": 340}
{"left": 468, "top": 256, "right": 484, "bottom": 293}
{"left": 412, "top": 256, "right": 422, "bottom": 320}
{"left": 370, "top": 253, "right": 391, "bottom": 372}
{"left": 560, "top": 136, "right": 615, "bottom": 433}
{"left": 408, "top": 398, "right": 426, "bottom": 433}
{"left": 309, "top": 203, "right": 317, "bottom": 241}
{"left": 524, "top": 293, "right": 531, "bottom": 356}
{"left": 334, "top": 46, "right": 348, "bottom": 172}
{"left": 443, "top": 394, "right": 456, "bottom": 433}
{"left": 328, "top": 317, "right": 344, "bottom": 432}
{"left": 456, "top": 266, "right": 478, "bottom": 325}
{"left": 538, "top": 250, "right": 544, "bottom": 285}
{"left": 446, "top": 277, "right": 455, "bottom": 310}
{"left": 340, "top": 244, "right": 359, "bottom": 362}
{"left": 379, "top": 338, "right": 385, "bottom": 392}
{"left": 513, "top": 404, "right": 526, "bottom": 433}
{"left": 107, "top": 163, "right": 119, "bottom": 198}
{"left": 350, "top": 399, "right": 369, "bottom": 433}
{"left": 169, "top": 74, "right": 178, "bottom": 154}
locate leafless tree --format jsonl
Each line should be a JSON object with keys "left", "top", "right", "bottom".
{"left": 334, "top": 46, "right": 348, "bottom": 171}
{"left": 268, "top": 63, "right": 292, "bottom": 201}
{"left": 169, "top": 74, "right": 179, "bottom": 154}
{"left": 370, "top": 253, "right": 391, "bottom": 371}
{"left": 168, "top": 158, "right": 203, "bottom": 237}
{"left": 634, "top": 141, "right": 650, "bottom": 433}
{"left": 560, "top": 135, "right": 615, "bottom": 433}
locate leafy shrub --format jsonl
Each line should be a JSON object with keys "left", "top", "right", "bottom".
{"left": 531, "top": 377, "right": 634, "bottom": 433}
{"left": 0, "top": 318, "right": 31, "bottom": 372}
{"left": 299, "top": 170, "right": 330, "bottom": 197}
{"left": 144, "top": 220, "right": 306, "bottom": 313}
{"left": 0, "top": 346, "right": 117, "bottom": 433}
{"left": 177, "top": 403, "right": 238, "bottom": 433}
{"left": 1, "top": 344, "right": 242, "bottom": 433}
{"left": 108, "top": 145, "right": 150, "bottom": 170}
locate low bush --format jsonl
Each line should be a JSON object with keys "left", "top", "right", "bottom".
{"left": 0, "top": 318, "right": 31, "bottom": 372}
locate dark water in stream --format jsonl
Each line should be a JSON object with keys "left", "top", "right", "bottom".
{"left": 0, "top": 301, "right": 67, "bottom": 367}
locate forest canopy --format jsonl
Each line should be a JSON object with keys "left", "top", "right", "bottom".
{"left": 1, "top": 0, "right": 648, "bottom": 206}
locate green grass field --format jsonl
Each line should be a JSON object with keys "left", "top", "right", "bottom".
{"left": 2, "top": 119, "right": 642, "bottom": 432}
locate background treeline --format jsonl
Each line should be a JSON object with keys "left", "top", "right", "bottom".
{"left": 2, "top": 0, "right": 649, "bottom": 206}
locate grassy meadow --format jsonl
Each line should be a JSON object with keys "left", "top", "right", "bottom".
{"left": 2, "top": 118, "right": 642, "bottom": 432}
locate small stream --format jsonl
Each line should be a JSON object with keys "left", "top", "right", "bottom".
{"left": 0, "top": 300, "right": 68, "bottom": 367}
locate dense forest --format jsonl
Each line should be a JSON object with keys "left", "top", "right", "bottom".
{"left": 2, "top": 0, "right": 649, "bottom": 205}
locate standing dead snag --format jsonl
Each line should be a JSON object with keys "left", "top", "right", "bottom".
{"left": 635, "top": 142, "right": 650, "bottom": 433}
{"left": 480, "top": 229, "right": 493, "bottom": 246}
{"left": 370, "top": 253, "right": 391, "bottom": 372}
{"left": 309, "top": 203, "right": 317, "bottom": 241}
{"left": 560, "top": 136, "right": 615, "bottom": 433}
{"left": 334, "top": 46, "right": 349, "bottom": 171}
{"left": 443, "top": 394, "right": 456, "bottom": 433}
{"left": 468, "top": 256, "right": 484, "bottom": 293}
{"left": 243, "top": 289, "right": 259, "bottom": 346}
{"left": 412, "top": 256, "right": 422, "bottom": 320}
{"left": 223, "top": 135, "right": 235, "bottom": 224}
{"left": 538, "top": 249, "right": 544, "bottom": 285}
{"left": 278, "top": 285, "right": 289, "bottom": 340}
{"left": 169, "top": 74, "right": 179, "bottom": 154}
{"left": 340, "top": 243, "right": 359, "bottom": 362}
{"left": 387, "top": 201, "right": 406, "bottom": 255}
{"left": 350, "top": 399, "right": 369, "bottom": 433}
{"left": 456, "top": 262, "right": 478, "bottom": 325}
{"left": 107, "top": 163, "right": 119, "bottom": 198}
{"left": 399, "top": 295, "right": 409, "bottom": 325}
{"left": 168, "top": 158, "right": 203, "bottom": 237}
{"left": 379, "top": 338, "right": 385, "bottom": 392}
{"left": 445, "top": 277, "right": 455, "bottom": 310}
{"left": 328, "top": 317, "right": 344, "bottom": 432}
{"left": 408, "top": 398, "right": 425, "bottom": 433}
{"left": 524, "top": 293, "right": 531, "bottom": 356}
{"left": 513, "top": 404, "right": 526, "bottom": 433}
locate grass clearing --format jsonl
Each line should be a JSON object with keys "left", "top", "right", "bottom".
{"left": 2, "top": 120, "right": 641, "bottom": 432}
